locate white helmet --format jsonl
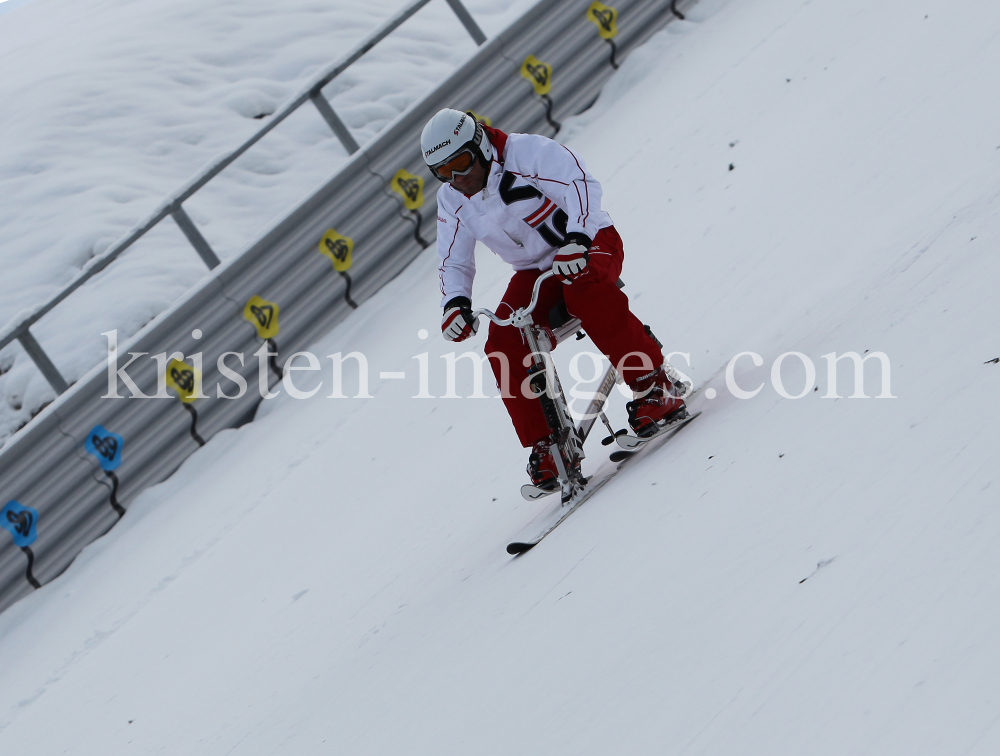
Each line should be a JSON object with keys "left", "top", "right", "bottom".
{"left": 420, "top": 108, "right": 493, "bottom": 180}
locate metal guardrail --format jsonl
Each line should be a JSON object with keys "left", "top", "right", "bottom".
{"left": 0, "top": 0, "right": 486, "bottom": 394}
{"left": 0, "top": 0, "right": 694, "bottom": 614}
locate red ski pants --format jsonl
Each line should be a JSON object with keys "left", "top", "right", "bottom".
{"left": 485, "top": 226, "right": 664, "bottom": 447}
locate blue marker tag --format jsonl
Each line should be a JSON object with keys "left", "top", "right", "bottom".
{"left": 1, "top": 501, "right": 38, "bottom": 548}
{"left": 85, "top": 425, "right": 123, "bottom": 471}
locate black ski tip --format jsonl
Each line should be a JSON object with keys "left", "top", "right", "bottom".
{"left": 507, "top": 542, "right": 536, "bottom": 555}
{"left": 609, "top": 450, "right": 633, "bottom": 463}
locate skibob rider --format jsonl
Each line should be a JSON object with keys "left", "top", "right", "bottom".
{"left": 422, "top": 108, "right": 687, "bottom": 490}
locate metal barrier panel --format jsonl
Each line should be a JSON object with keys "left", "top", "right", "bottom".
{"left": 0, "top": 0, "right": 695, "bottom": 613}
{"left": 0, "top": 0, "right": 485, "bottom": 381}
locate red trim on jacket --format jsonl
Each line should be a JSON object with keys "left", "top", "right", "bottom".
{"left": 482, "top": 124, "right": 509, "bottom": 163}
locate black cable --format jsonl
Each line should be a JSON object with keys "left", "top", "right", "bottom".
{"left": 21, "top": 546, "right": 41, "bottom": 589}
{"left": 407, "top": 209, "right": 430, "bottom": 248}
{"left": 606, "top": 38, "right": 620, "bottom": 70}
{"left": 541, "top": 94, "right": 562, "bottom": 134}
{"left": 181, "top": 403, "right": 206, "bottom": 446}
{"left": 266, "top": 338, "right": 284, "bottom": 382}
{"left": 104, "top": 471, "right": 125, "bottom": 518}
{"left": 339, "top": 271, "right": 359, "bottom": 309}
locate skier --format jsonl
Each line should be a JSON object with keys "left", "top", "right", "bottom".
{"left": 423, "top": 108, "right": 687, "bottom": 490}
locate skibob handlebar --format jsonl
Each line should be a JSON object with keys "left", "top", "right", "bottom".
{"left": 472, "top": 269, "right": 556, "bottom": 328}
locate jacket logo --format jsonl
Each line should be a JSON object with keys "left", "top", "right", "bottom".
{"left": 498, "top": 172, "right": 568, "bottom": 247}
{"left": 498, "top": 171, "right": 542, "bottom": 204}
{"left": 424, "top": 139, "right": 451, "bottom": 157}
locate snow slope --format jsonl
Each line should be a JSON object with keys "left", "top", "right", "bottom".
{"left": 0, "top": 0, "right": 533, "bottom": 438}
{"left": 2, "top": 0, "right": 1000, "bottom": 753}
{"left": 0, "top": 0, "right": 37, "bottom": 17}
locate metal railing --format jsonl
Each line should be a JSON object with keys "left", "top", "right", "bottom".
{"left": 0, "top": 0, "right": 486, "bottom": 397}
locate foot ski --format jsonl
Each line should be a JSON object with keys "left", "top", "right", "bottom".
{"left": 615, "top": 410, "right": 701, "bottom": 451}
{"left": 520, "top": 483, "right": 558, "bottom": 501}
{"left": 507, "top": 411, "right": 700, "bottom": 554}
{"left": 507, "top": 468, "right": 618, "bottom": 554}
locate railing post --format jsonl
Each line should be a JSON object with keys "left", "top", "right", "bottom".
{"left": 310, "top": 91, "right": 361, "bottom": 155}
{"left": 18, "top": 329, "right": 69, "bottom": 395}
{"left": 444, "top": 0, "right": 486, "bottom": 45}
{"left": 171, "top": 205, "right": 221, "bottom": 270}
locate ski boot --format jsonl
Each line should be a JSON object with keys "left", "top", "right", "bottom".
{"left": 527, "top": 436, "right": 581, "bottom": 492}
{"left": 626, "top": 365, "right": 688, "bottom": 438}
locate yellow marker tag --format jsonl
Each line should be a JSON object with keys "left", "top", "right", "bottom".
{"left": 166, "top": 358, "right": 200, "bottom": 404}
{"left": 391, "top": 169, "right": 424, "bottom": 211}
{"left": 467, "top": 111, "right": 491, "bottom": 126}
{"left": 319, "top": 229, "right": 354, "bottom": 272}
{"left": 243, "top": 296, "right": 280, "bottom": 340}
{"left": 521, "top": 55, "right": 553, "bottom": 96}
{"left": 587, "top": 1, "right": 618, "bottom": 39}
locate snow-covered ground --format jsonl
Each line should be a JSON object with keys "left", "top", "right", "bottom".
{"left": 3, "top": 0, "right": 1000, "bottom": 753}
{"left": 0, "top": 0, "right": 37, "bottom": 17}
{"left": 0, "top": 0, "right": 534, "bottom": 439}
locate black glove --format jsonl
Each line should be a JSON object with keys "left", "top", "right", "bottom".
{"left": 562, "top": 232, "right": 592, "bottom": 249}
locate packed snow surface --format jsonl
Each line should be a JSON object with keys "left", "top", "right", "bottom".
{"left": 0, "top": 0, "right": 36, "bottom": 16}
{"left": 3, "top": 0, "right": 1000, "bottom": 753}
{"left": 0, "top": 0, "right": 534, "bottom": 438}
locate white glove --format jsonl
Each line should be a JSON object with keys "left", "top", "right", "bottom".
{"left": 552, "top": 242, "right": 589, "bottom": 284}
{"left": 441, "top": 297, "right": 479, "bottom": 342}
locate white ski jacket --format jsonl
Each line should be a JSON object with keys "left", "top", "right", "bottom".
{"left": 436, "top": 127, "right": 613, "bottom": 305}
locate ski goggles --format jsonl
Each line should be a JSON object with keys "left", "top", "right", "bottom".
{"left": 430, "top": 148, "right": 476, "bottom": 182}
